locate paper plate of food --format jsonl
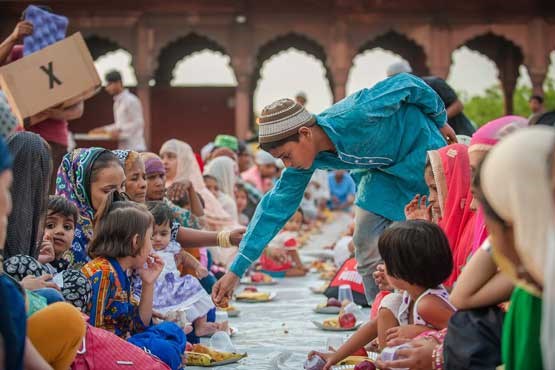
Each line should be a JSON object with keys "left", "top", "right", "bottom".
{"left": 185, "top": 344, "right": 247, "bottom": 367}
{"left": 311, "top": 260, "right": 336, "bottom": 273}
{"left": 330, "top": 355, "right": 378, "bottom": 370}
{"left": 312, "top": 313, "right": 361, "bottom": 331}
{"left": 240, "top": 272, "right": 278, "bottom": 285}
{"left": 314, "top": 297, "right": 345, "bottom": 314}
{"left": 235, "top": 287, "right": 277, "bottom": 303}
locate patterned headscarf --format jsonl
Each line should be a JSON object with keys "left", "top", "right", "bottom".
{"left": 5, "top": 132, "right": 51, "bottom": 259}
{"left": 0, "top": 135, "right": 12, "bottom": 174}
{"left": 113, "top": 149, "right": 141, "bottom": 175}
{"left": 55, "top": 147, "right": 108, "bottom": 268}
{"left": 0, "top": 91, "right": 17, "bottom": 140}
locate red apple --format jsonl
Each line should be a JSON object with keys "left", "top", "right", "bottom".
{"left": 244, "top": 286, "right": 258, "bottom": 292}
{"left": 351, "top": 347, "right": 368, "bottom": 357}
{"left": 354, "top": 361, "right": 376, "bottom": 370}
{"left": 327, "top": 297, "right": 341, "bottom": 308}
{"left": 251, "top": 272, "right": 264, "bottom": 283}
{"left": 338, "top": 313, "right": 356, "bottom": 329}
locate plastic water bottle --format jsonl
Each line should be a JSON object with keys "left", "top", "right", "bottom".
{"left": 303, "top": 354, "right": 326, "bottom": 370}
{"left": 379, "top": 344, "right": 410, "bottom": 370}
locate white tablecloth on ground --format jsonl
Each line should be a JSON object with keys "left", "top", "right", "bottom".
{"left": 189, "top": 212, "right": 369, "bottom": 369}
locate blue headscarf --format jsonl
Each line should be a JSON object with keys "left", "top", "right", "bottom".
{"left": 0, "top": 136, "right": 12, "bottom": 173}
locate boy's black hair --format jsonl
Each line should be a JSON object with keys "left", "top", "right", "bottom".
{"left": 259, "top": 132, "right": 300, "bottom": 152}
{"left": 47, "top": 195, "right": 79, "bottom": 224}
{"left": 105, "top": 70, "right": 122, "bottom": 83}
{"left": 378, "top": 220, "right": 453, "bottom": 288}
{"left": 530, "top": 95, "right": 544, "bottom": 104}
{"left": 146, "top": 201, "right": 175, "bottom": 226}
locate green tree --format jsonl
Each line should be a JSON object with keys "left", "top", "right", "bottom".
{"left": 460, "top": 78, "right": 555, "bottom": 127}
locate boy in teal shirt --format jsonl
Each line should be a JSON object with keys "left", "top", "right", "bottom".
{"left": 212, "top": 73, "right": 454, "bottom": 306}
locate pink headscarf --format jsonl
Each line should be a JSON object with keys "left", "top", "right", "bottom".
{"left": 160, "top": 139, "right": 233, "bottom": 230}
{"left": 468, "top": 115, "right": 528, "bottom": 254}
{"left": 428, "top": 144, "right": 475, "bottom": 287}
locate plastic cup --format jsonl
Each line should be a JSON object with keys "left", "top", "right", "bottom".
{"left": 209, "top": 331, "right": 236, "bottom": 353}
{"left": 338, "top": 285, "right": 354, "bottom": 304}
{"left": 215, "top": 310, "right": 229, "bottom": 323}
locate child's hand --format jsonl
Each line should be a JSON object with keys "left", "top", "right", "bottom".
{"left": 139, "top": 253, "right": 165, "bottom": 285}
{"left": 195, "top": 264, "right": 209, "bottom": 279}
{"left": 265, "top": 246, "right": 288, "bottom": 264}
{"left": 373, "top": 264, "right": 392, "bottom": 291}
{"left": 385, "top": 325, "right": 428, "bottom": 344}
{"left": 306, "top": 351, "right": 337, "bottom": 370}
{"left": 38, "top": 237, "right": 55, "bottom": 265}
{"left": 21, "top": 274, "right": 60, "bottom": 291}
{"left": 404, "top": 195, "right": 432, "bottom": 221}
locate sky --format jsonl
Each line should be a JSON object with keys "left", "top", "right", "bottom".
{"left": 95, "top": 47, "right": 555, "bottom": 115}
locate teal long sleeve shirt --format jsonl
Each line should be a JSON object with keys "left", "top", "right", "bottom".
{"left": 230, "top": 73, "right": 447, "bottom": 277}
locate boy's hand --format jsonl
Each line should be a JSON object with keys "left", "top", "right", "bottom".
{"left": 440, "top": 123, "right": 457, "bottom": 144}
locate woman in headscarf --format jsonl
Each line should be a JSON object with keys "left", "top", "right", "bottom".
{"left": 56, "top": 148, "right": 125, "bottom": 268}
{"left": 405, "top": 143, "right": 475, "bottom": 286}
{"left": 476, "top": 126, "right": 555, "bottom": 370}
{"left": 0, "top": 136, "right": 86, "bottom": 370}
{"left": 204, "top": 156, "right": 239, "bottom": 224}
{"left": 113, "top": 149, "right": 147, "bottom": 204}
{"left": 467, "top": 116, "right": 528, "bottom": 254}
{"left": 160, "top": 139, "right": 233, "bottom": 230}
{"left": 5, "top": 132, "right": 51, "bottom": 258}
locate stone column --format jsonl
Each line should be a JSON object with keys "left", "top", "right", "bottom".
{"left": 427, "top": 26, "right": 452, "bottom": 79}
{"left": 134, "top": 22, "right": 154, "bottom": 148}
{"left": 234, "top": 71, "right": 252, "bottom": 140}
{"left": 328, "top": 21, "right": 354, "bottom": 102}
{"left": 526, "top": 19, "right": 549, "bottom": 97}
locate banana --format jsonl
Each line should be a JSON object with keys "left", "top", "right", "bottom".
{"left": 185, "top": 352, "right": 212, "bottom": 366}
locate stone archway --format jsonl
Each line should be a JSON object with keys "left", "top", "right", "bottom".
{"left": 252, "top": 32, "right": 334, "bottom": 95}
{"left": 154, "top": 33, "right": 230, "bottom": 86}
{"left": 357, "top": 30, "right": 430, "bottom": 77}
{"left": 85, "top": 35, "right": 128, "bottom": 61}
{"left": 459, "top": 32, "right": 524, "bottom": 114}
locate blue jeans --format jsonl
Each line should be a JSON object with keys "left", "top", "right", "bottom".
{"left": 34, "top": 288, "right": 64, "bottom": 305}
{"left": 352, "top": 207, "right": 392, "bottom": 305}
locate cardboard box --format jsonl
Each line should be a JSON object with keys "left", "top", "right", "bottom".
{"left": 0, "top": 32, "right": 101, "bottom": 128}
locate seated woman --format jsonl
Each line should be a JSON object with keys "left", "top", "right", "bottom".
{"left": 475, "top": 126, "right": 554, "bottom": 370}
{"left": 405, "top": 143, "right": 475, "bottom": 286}
{"left": 160, "top": 139, "right": 234, "bottom": 231}
{"left": 0, "top": 137, "right": 85, "bottom": 370}
{"left": 204, "top": 156, "right": 240, "bottom": 224}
